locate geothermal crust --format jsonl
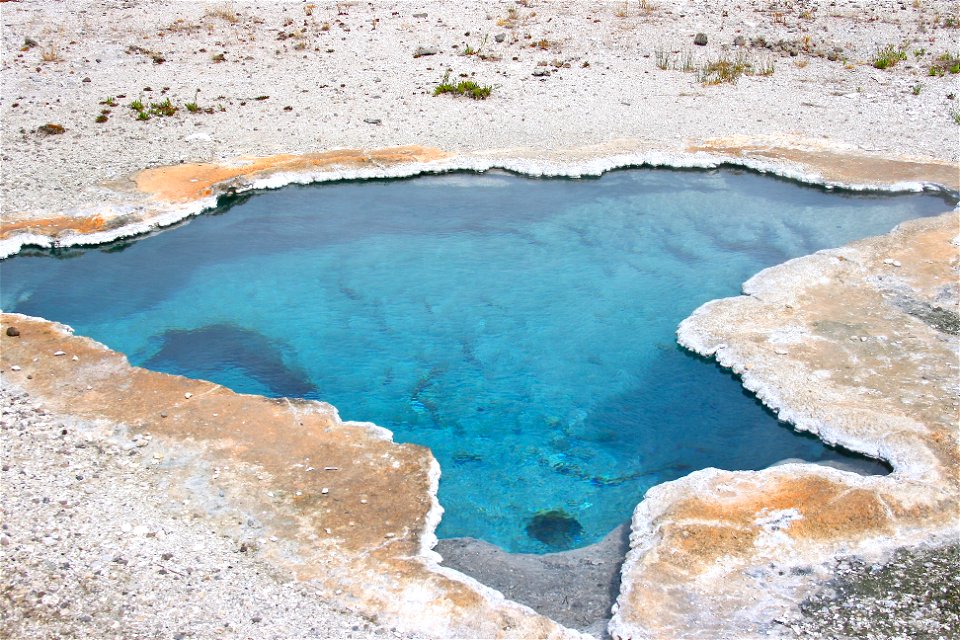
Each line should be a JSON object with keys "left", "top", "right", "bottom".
{"left": 2, "top": 1, "right": 960, "bottom": 639}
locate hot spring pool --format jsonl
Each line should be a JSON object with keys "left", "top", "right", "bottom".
{"left": 2, "top": 169, "right": 953, "bottom": 552}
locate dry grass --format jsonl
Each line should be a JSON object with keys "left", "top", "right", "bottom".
{"left": 205, "top": 4, "right": 239, "bottom": 24}
{"left": 40, "top": 45, "right": 62, "bottom": 62}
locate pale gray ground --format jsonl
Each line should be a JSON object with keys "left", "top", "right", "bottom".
{"left": 436, "top": 524, "right": 631, "bottom": 637}
{"left": 2, "top": 0, "right": 959, "bottom": 218}
{"left": 792, "top": 543, "right": 960, "bottom": 640}
{"left": 0, "top": 384, "right": 421, "bottom": 640}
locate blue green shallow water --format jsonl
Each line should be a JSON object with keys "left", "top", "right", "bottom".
{"left": 1, "top": 169, "right": 953, "bottom": 552}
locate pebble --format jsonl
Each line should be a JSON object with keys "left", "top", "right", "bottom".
{"left": 321, "top": 487, "right": 329, "bottom": 495}
{"left": 183, "top": 392, "right": 192, "bottom": 399}
{"left": 53, "top": 350, "right": 66, "bottom": 356}
{"left": 11, "top": 365, "right": 21, "bottom": 371}
{"left": 6, "top": 326, "right": 20, "bottom": 337}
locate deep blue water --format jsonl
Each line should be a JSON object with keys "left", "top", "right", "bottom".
{"left": 1, "top": 169, "right": 953, "bottom": 552}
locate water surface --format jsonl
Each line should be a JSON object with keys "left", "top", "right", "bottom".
{"left": 2, "top": 169, "right": 951, "bottom": 552}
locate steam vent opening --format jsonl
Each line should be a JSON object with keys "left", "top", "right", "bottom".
{"left": 3, "top": 168, "right": 952, "bottom": 630}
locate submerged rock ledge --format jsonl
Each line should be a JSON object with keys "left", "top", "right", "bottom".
{"left": 1, "top": 147, "right": 958, "bottom": 639}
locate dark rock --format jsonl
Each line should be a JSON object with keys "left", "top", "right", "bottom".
{"left": 6, "top": 327, "right": 20, "bottom": 337}
{"left": 412, "top": 12, "right": 427, "bottom": 18}
{"left": 494, "top": 33, "right": 506, "bottom": 43}
{"left": 413, "top": 46, "right": 437, "bottom": 58}
{"left": 363, "top": 118, "right": 382, "bottom": 125}
{"left": 694, "top": 32, "right": 708, "bottom": 46}
{"left": 733, "top": 35, "right": 746, "bottom": 47}
{"left": 22, "top": 37, "right": 38, "bottom": 50}
{"left": 532, "top": 69, "right": 551, "bottom": 77}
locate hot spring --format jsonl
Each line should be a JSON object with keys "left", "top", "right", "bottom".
{"left": 2, "top": 168, "right": 952, "bottom": 553}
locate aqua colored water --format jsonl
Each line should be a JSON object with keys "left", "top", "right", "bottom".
{"left": 2, "top": 169, "right": 952, "bottom": 552}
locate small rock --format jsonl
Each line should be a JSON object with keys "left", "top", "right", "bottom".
{"left": 321, "top": 487, "right": 329, "bottom": 495}
{"left": 532, "top": 69, "right": 551, "bottom": 77}
{"left": 10, "top": 365, "right": 21, "bottom": 372}
{"left": 892, "top": 260, "right": 902, "bottom": 267}
{"left": 5, "top": 327, "right": 20, "bottom": 337}
{"left": 184, "top": 392, "right": 193, "bottom": 399}
{"left": 494, "top": 33, "right": 506, "bottom": 43}
{"left": 413, "top": 46, "right": 437, "bottom": 58}
{"left": 412, "top": 12, "right": 427, "bottom": 18}
{"left": 694, "top": 33, "right": 708, "bottom": 46}
{"left": 53, "top": 350, "right": 66, "bottom": 356}
{"left": 733, "top": 35, "right": 746, "bottom": 46}
{"left": 72, "top": 355, "right": 79, "bottom": 361}
{"left": 82, "top": 76, "right": 91, "bottom": 82}
{"left": 363, "top": 118, "right": 382, "bottom": 125}
{"left": 883, "top": 258, "right": 894, "bottom": 265}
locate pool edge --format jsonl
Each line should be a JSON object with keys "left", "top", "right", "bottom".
{"left": 1, "top": 138, "right": 957, "bottom": 260}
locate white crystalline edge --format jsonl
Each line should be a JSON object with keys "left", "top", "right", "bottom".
{"left": 1, "top": 151, "right": 956, "bottom": 260}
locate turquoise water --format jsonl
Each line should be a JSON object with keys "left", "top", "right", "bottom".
{"left": 2, "top": 169, "right": 952, "bottom": 552}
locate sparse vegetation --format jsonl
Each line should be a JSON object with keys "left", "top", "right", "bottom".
{"left": 953, "top": 108, "right": 960, "bottom": 125}
{"left": 204, "top": 4, "right": 239, "bottom": 23}
{"left": 928, "top": 51, "right": 960, "bottom": 76}
{"left": 872, "top": 44, "right": 907, "bottom": 69}
{"left": 40, "top": 45, "right": 61, "bottom": 62}
{"left": 433, "top": 71, "right": 493, "bottom": 99}
{"left": 697, "top": 52, "right": 752, "bottom": 84}
{"left": 654, "top": 46, "right": 774, "bottom": 84}
{"left": 912, "top": 83, "right": 922, "bottom": 95}
{"left": 37, "top": 123, "right": 65, "bottom": 135}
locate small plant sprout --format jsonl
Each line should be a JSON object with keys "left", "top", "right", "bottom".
{"left": 185, "top": 90, "right": 201, "bottom": 113}
{"left": 912, "top": 83, "right": 922, "bottom": 95}
{"left": 100, "top": 96, "right": 117, "bottom": 107}
{"left": 130, "top": 97, "right": 145, "bottom": 112}
{"left": 654, "top": 45, "right": 671, "bottom": 70}
{"left": 952, "top": 108, "right": 960, "bottom": 125}
{"left": 872, "top": 44, "right": 907, "bottom": 69}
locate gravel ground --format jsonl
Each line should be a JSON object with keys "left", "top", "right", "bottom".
{"left": 792, "top": 544, "right": 960, "bottom": 640}
{"left": 0, "top": 383, "right": 421, "bottom": 640}
{"left": 2, "top": 0, "right": 959, "bottom": 218}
